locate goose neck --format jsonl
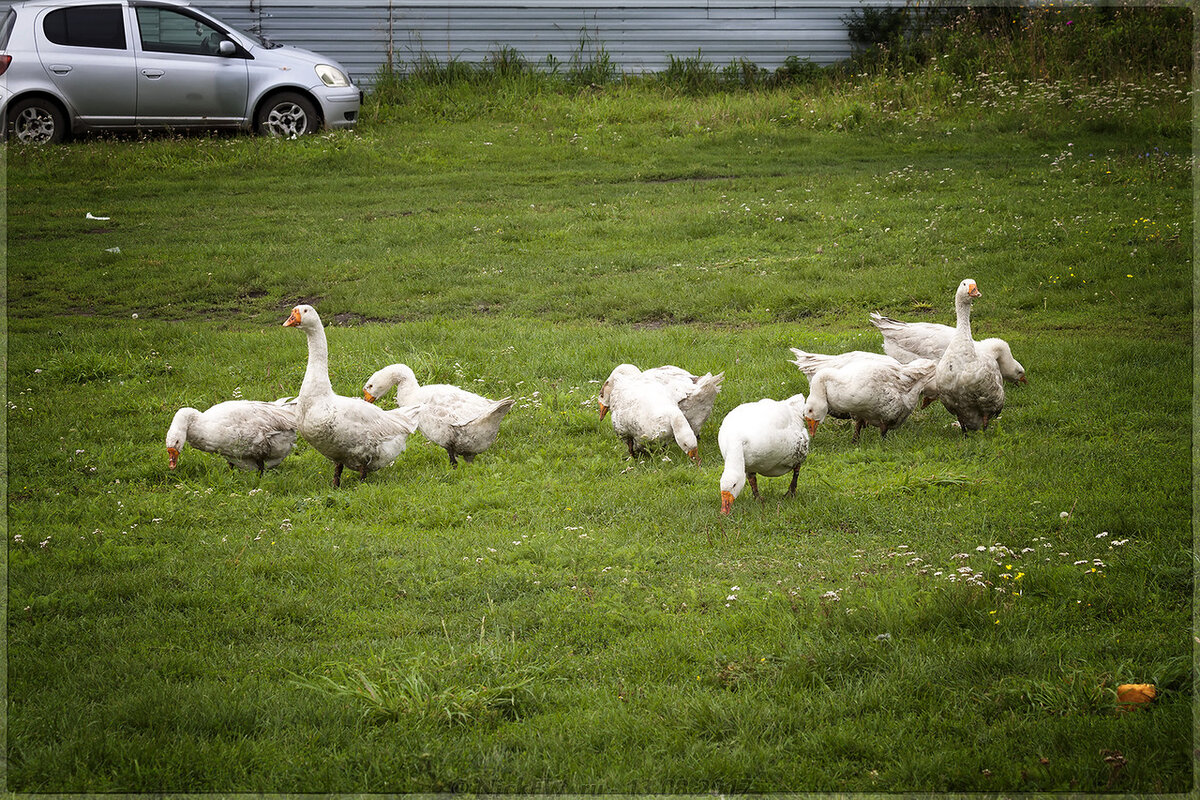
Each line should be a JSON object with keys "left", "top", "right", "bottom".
{"left": 954, "top": 294, "right": 974, "bottom": 337}
{"left": 300, "top": 323, "right": 335, "bottom": 399}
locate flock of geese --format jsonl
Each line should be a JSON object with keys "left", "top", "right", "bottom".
{"left": 164, "top": 279, "right": 1024, "bottom": 512}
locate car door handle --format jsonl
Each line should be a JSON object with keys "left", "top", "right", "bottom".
{"left": 141, "top": 69, "right": 165, "bottom": 79}
{"left": 48, "top": 64, "right": 72, "bottom": 75}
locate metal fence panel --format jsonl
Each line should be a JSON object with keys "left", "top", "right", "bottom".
{"left": 0, "top": 1, "right": 893, "bottom": 87}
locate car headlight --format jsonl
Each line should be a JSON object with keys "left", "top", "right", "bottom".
{"left": 315, "top": 64, "right": 350, "bottom": 87}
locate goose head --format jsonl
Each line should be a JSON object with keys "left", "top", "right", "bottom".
{"left": 165, "top": 407, "right": 197, "bottom": 469}
{"left": 363, "top": 364, "right": 418, "bottom": 404}
{"left": 719, "top": 470, "right": 746, "bottom": 515}
{"left": 801, "top": 384, "right": 826, "bottom": 437}
{"left": 670, "top": 414, "right": 701, "bottom": 465}
{"left": 283, "top": 304, "right": 320, "bottom": 330}
{"left": 984, "top": 339, "right": 1027, "bottom": 385}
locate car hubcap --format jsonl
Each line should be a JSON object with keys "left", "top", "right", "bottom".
{"left": 14, "top": 107, "right": 55, "bottom": 143}
{"left": 264, "top": 103, "right": 308, "bottom": 138}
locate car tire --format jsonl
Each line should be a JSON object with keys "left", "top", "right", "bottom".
{"left": 255, "top": 92, "right": 320, "bottom": 138}
{"left": 6, "top": 97, "right": 68, "bottom": 144}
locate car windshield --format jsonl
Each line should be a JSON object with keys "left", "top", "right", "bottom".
{"left": 178, "top": 7, "right": 282, "bottom": 50}
{"left": 238, "top": 24, "right": 281, "bottom": 49}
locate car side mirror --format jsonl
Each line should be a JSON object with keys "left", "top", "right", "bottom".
{"left": 218, "top": 39, "right": 236, "bottom": 56}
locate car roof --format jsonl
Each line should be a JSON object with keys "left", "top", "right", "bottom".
{"left": 9, "top": 0, "right": 194, "bottom": 8}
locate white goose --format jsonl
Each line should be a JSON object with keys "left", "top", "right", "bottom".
{"left": 283, "top": 305, "right": 421, "bottom": 486}
{"left": 718, "top": 394, "right": 810, "bottom": 514}
{"left": 796, "top": 351, "right": 938, "bottom": 442}
{"left": 599, "top": 365, "right": 701, "bottom": 463}
{"left": 165, "top": 398, "right": 298, "bottom": 474}
{"left": 363, "top": 363, "right": 514, "bottom": 468}
{"left": 870, "top": 312, "right": 1026, "bottom": 385}
{"left": 789, "top": 347, "right": 940, "bottom": 409}
{"left": 599, "top": 363, "right": 724, "bottom": 436}
{"left": 933, "top": 279, "right": 1005, "bottom": 432}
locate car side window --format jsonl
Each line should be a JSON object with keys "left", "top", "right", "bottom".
{"left": 135, "top": 7, "right": 225, "bottom": 56}
{"left": 43, "top": 5, "right": 127, "bottom": 49}
{"left": 1, "top": 10, "right": 18, "bottom": 49}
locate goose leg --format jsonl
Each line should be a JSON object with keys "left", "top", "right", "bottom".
{"left": 358, "top": 465, "right": 369, "bottom": 481}
{"left": 879, "top": 424, "right": 889, "bottom": 441}
{"left": 332, "top": 463, "right": 344, "bottom": 488}
{"left": 852, "top": 419, "right": 864, "bottom": 443}
{"left": 747, "top": 473, "right": 761, "bottom": 501}
{"left": 785, "top": 466, "right": 800, "bottom": 498}
{"left": 447, "top": 447, "right": 459, "bottom": 468}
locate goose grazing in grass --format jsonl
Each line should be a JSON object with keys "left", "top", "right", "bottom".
{"left": 870, "top": 312, "right": 1026, "bottom": 385}
{"left": 794, "top": 349, "right": 937, "bottom": 442}
{"left": 363, "top": 363, "right": 514, "bottom": 468}
{"left": 933, "top": 279, "right": 1005, "bottom": 432}
{"left": 598, "top": 364, "right": 702, "bottom": 463}
{"left": 718, "top": 393, "right": 810, "bottom": 515}
{"left": 789, "top": 347, "right": 940, "bottom": 409}
{"left": 283, "top": 305, "right": 421, "bottom": 486}
{"left": 599, "top": 363, "right": 724, "bottom": 436}
{"left": 165, "top": 398, "right": 299, "bottom": 474}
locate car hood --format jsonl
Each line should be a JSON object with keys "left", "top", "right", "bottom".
{"left": 235, "top": 36, "right": 355, "bottom": 83}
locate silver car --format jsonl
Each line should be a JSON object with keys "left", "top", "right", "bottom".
{"left": 0, "top": 0, "right": 361, "bottom": 143}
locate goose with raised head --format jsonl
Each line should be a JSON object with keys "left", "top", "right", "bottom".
{"left": 718, "top": 393, "right": 810, "bottom": 514}
{"left": 599, "top": 363, "right": 723, "bottom": 436}
{"left": 165, "top": 398, "right": 298, "bottom": 474}
{"left": 599, "top": 364, "right": 701, "bottom": 463}
{"left": 363, "top": 363, "right": 514, "bottom": 468}
{"left": 283, "top": 305, "right": 421, "bottom": 486}
{"left": 870, "top": 312, "right": 1026, "bottom": 385}
{"left": 797, "top": 352, "right": 938, "bottom": 442}
{"left": 933, "top": 279, "right": 1005, "bottom": 432}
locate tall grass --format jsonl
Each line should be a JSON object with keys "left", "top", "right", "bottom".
{"left": 368, "top": 3, "right": 1190, "bottom": 105}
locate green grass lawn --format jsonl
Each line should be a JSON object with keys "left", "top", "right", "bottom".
{"left": 4, "top": 62, "right": 1193, "bottom": 792}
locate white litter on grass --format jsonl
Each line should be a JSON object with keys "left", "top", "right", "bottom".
{"left": 86, "top": 212, "right": 111, "bottom": 221}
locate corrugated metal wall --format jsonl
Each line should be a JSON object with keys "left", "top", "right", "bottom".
{"left": 181, "top": 1, "right": 877, "bottom": 87}
{"left": 0, "top": 1, "right": 888, "bottom": 87}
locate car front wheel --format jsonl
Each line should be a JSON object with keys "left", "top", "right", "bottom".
{"left": 256, "top": 92, "right": 319, "bottom": 138}
{"left": 6, "top": 97, "right": 68, "bottom": 144}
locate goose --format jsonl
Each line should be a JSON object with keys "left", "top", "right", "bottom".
{"left": 165, "top": 398, "right": 299, "bottom": 474}
{"left": 718, "top": 394, "right": 810, "bottom": 514}
{"left": 870, "top": 312, "right": 1026, "bottom": 385}
{"left": 798, "top": 353, "right": 938, "bottom": 442}
{"left": 599, "top": 363, "right": 724, "bottom": 435}
{"left": 283, "top": 305, "right": 421, "bottom": 486}
{"left": 933, "top": 279, "right": 1005, "bottom": 432}
{"left": 599, "top": 365, "right": 701, "bottom": 463}
{"left": 789, "top": 347, "right": 940, "bottom": 409}
{"left": 363, "top": 363, "right": 514, "bottom": 468}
